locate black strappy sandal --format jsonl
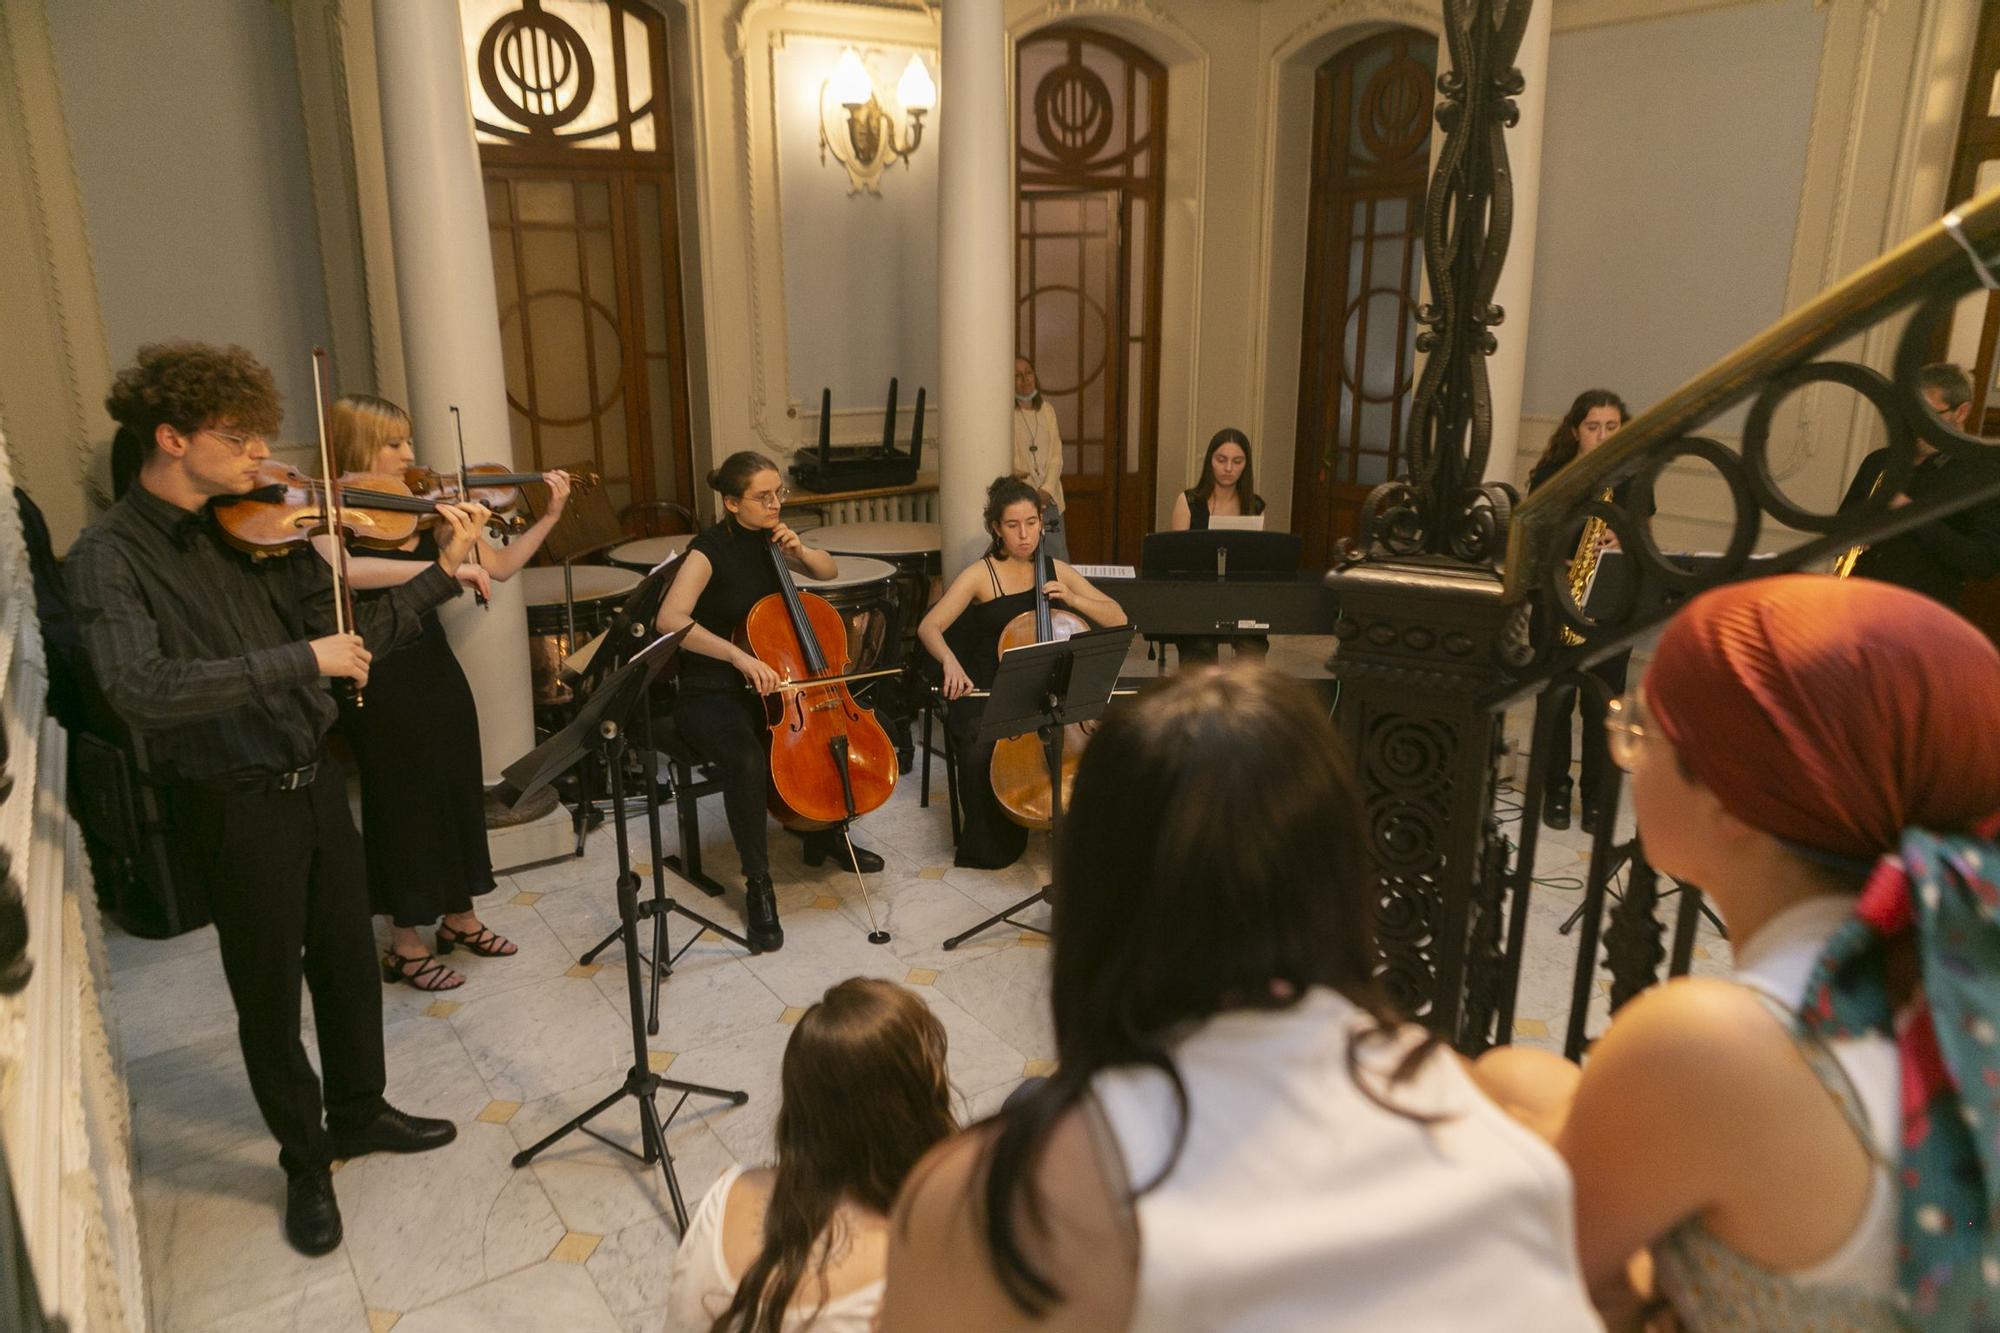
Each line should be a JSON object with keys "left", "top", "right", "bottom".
{"left": 434, "top": 922, "right": 517, "bottom": 958}
{"left": 381, "top": 951, "right": 465, "bottom": 991}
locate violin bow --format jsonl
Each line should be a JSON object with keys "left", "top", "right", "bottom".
{"left": 449, "top": 405, "right": 489, "bottom": 608}
{"left": 310, "top": 347, "right": 363, "bottom": 706}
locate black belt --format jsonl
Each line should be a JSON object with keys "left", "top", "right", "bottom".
{"left": 184, "top": 762, "right": 320, "bottom": 793}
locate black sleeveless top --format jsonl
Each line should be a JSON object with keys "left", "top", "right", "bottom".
{"left": 946, "top": 558, "right": 1035, "bottom": 691}
{"left": 1184, "top": 489, "right": 1266, "bottom": 530}
{"left": 681, "top": 516, "right": 782, "bottom": 693}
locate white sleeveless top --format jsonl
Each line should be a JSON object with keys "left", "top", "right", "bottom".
{"left": 663, "top": 1166, "right": 883, "bottom": 1333}
{"left": 1715, "top": 894, "right": 1898, "bottom": 1294}
{"left": 1091, "top": 988, "right": 1602, "bottom": 1331}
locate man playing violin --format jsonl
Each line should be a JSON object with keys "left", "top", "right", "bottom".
{"left": 65, "top": 342, "right": 489, "bottom": 1256}
{"left": 653, "top": 450, "right": 887, "bottom": 953}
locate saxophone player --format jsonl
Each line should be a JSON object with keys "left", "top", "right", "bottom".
{"left": 1834, "top": 363, "right": 2000, "bottom": 612}
{"left": 1528, "top": 390, "right": 1647, "bottom": 835}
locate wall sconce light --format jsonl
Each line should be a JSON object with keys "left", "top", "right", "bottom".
{"left": 819, "top": 48, "right": 935, "bottom": 196}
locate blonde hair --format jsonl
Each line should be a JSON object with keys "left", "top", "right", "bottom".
{"left": 330, "top": 394, "right": 412, "bottom": 474}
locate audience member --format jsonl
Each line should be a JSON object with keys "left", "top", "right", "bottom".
{"left": 666, "top": 978, "right": 956, "bottom": 1332}
{"left": 881, "top": 666, "right": 1601, "bottom": 1331}
{"left": 1478, "top": 575, "right": 2000, "bottom": 1328}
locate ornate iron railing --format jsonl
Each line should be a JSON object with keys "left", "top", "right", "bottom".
{"left": 1331, "top": 0, "right": 2000, "bottom": 1055}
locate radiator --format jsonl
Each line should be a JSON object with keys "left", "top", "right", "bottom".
{"left": 809, "top": 492, "right": 939, "bottom": 525}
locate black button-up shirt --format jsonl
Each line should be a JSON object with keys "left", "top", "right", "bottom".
{"left": 65, "top": 482, "right": 459, "bottom": 781}
{"left": 1841, "top": 448, "right": 2000, "bottom": 609}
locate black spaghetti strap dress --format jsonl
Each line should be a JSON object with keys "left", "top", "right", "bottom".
{"left": 343, "top": 534, "right": 495, "bottom": 926}
{"left": 942, "top": 560, "right": 1034, "bottom": 869}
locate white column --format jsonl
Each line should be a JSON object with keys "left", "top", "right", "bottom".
{"left": 1482, "top": 1, "right": 1553, "bottom": 489}
{"left": 937, "top": 0, "right": 1016, "bottom": 574}
{"left": 371, "top": 0, "right": 534, "bottom": 784}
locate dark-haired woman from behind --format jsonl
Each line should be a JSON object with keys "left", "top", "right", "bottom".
{"left": 881, "top": 666, "right": 1600, "bottom": 1332}
{"left": 917, "top": 476, "right": 1125, "bottom": 871}
{"left": 1529, "top": 389, "right": 1635, "bottom": 835}
{"left": 655, "top": 451, "right": 886, "bottom": 953}
{"left": 665, "top": 977, "right": 956, "bottom": 1332}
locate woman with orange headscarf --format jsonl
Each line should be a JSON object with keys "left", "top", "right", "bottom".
{"left": 1478, "top": 575, "right": 2000, "bottom": 1329}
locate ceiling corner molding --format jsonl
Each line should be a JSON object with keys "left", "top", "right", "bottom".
{"left": 1551, "top": 0, "right": 1796, "bottom": 36}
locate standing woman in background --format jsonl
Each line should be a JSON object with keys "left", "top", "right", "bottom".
{"left": 1012, "top": 358, "right": 1068, "bottom": 564}
{"left": 1168, "top": 428, "right": 1268, "bottom": 666}
{"left": 328, "top": 393, "right": 572, "bottom": 991}
{"left": 1527, "top": 389, "right": 1630, "bottom": 835}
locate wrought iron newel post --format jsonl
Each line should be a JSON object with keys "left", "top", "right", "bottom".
{"left": 1328, "top": 0, "right": 1531, "bottom": 1051}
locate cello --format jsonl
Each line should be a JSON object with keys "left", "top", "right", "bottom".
{"left": 989, "top": 540, "right": 1091, "bottom": 828}
{"left": 737, "top": 538, "right": 899, "bottom": 940}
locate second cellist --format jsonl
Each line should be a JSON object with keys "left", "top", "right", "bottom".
{"left": 920, "top": 477, "right": 1127, "bottom": 870}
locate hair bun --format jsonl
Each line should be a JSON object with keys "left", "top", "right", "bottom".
{"left": 705, "top": 468, "right": 724, "bottom": 491}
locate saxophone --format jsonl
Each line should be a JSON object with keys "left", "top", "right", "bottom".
{"left": 1559, "top": 488, "right": 1615, "bottom": 647}
{"left": 1832, "top": 471, "right": 1885, "bottom": 579}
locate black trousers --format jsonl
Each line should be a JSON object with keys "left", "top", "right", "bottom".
{"left": 673, "top": 689, "right": 771, "bottom": 880}
{"left": 946, "top": 699, "right": 1030, "bottom": 870}
{"left": 1543, "top": 652, "right": 1630, "bottom": 811}
{"left": 175, "top": 768, "right": 387, "bottom": 1174}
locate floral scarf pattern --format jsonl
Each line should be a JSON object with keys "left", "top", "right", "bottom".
{"left": 1798, "top": 814, "right": 2000, "bottom": 1328}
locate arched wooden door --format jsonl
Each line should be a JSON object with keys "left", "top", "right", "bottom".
{"left": 1016, "top": 27, "right": 1166, "bottom": 565}
{"left": 463, "top": 0, "right": 696, "bottom": 530}
{"left": 1291, "top": 29, "right": 1437, "bottom": 571}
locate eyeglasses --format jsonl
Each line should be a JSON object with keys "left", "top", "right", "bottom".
{"left": 200, "top": 427, "right": 262, "bottom": 454}
{"left": 744, "top": 486, "right": 790, "bottom": 508}
{"left": 1604, "top": 694, "right": 1649, "bottom": 771}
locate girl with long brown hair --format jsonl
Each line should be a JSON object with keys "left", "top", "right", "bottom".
{"left": 665, "top": 977, "right": 956, "bottom": 1332}
{"left": 881, "top": 667, "right": 1598, "bottom": 1331}
{"left": 325, "top": 393, "right": 572, "bottom": 990}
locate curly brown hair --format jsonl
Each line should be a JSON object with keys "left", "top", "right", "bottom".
{"left": 105, "top": 342, "right": 283, "bottom": 458}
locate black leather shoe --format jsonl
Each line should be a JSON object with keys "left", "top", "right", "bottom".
{"left": 800, "top": 831, "right": 884, "bottom": 874}
{"left": 328, "top": 1106, "right": 458, "bottom": 1160}
{"left": 1580, "top": 804, "right": 1602, "bottom": 836}
{"left": 1543, "top": 789, "right": 1572, "bottom": 832}
{"left": 285, "top": 1169, "right": 343, "bottom": 1256}
{"left": 745, "top": 875, "right": 784, "bottom": 953}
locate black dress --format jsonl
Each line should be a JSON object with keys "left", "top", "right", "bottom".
{"left": 344, "top": 534, "right": 495, "bottom": 926}
{"left": 671, "top": 517, "right": 784, "bottom": 881}
{"left": 943, "top": 560, "right": 1035, "bottom": 870}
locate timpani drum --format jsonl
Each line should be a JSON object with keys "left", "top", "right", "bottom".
{"left": 607, "top": 534, "right": 692, "bottom": 575}
{"left": 522, "top": 565, "right": 642, "bottom": 704}
{"left": 797, "top": 555, "right": 898, "bottom": 673}
{"left": 801, "top": 522, "right": 942, "bottom": 647}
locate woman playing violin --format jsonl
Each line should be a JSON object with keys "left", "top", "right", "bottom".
{"left": 324, "top": 393, "right": 571, "bottom": 991}
{"left": 919, "top": 476, "right": 1125, "bottom": 870}
{"left": 653, "top": 451, "right": 886, "bottom": 954}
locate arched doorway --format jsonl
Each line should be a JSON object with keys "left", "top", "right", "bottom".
{"left": 1015, "top": 26, "right": 1166, "bottom": 565}
{"left": 1290, "top": 29, "right": 1437, "bottom": 570}
{"left": 463, "top": 0, "right": 696, "bottom": 530}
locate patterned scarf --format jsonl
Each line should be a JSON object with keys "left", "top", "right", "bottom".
{"left": 1798, "top": 812, "right": 2000, "bottom": 1327}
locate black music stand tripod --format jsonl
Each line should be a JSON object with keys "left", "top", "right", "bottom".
{"left": 941, "top": 626, "right": 1133, "bottom": 951}
{"left": 500, "top": 629, "right": 748, "bottom": 1232}
{"left": 562, "top": 565, "right": 754, "bottom": 1036}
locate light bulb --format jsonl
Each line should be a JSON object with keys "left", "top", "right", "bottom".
{"left": 831, "top": 48, "right": 873, "bottom": 107}
{"left": 898, "top": 54, "right": 937, "bottom": 113}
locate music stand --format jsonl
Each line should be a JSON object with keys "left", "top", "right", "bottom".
{"left": 941, "top": 626, "right": 1134, "bottom": 951}
{"left": 1140, "top": 529, "right": 1301, "bottom": 580}
{"left": 500, "top": 629, "right": 749, "bottom": 1233}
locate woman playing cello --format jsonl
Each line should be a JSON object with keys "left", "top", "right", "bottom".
{"left": 653, "top": 451, "right": 886, "bottom": 953}
{"left": 919, "top": 477, "right": 1126, "bottom": 870}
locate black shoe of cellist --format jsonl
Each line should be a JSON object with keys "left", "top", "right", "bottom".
{"left": 744, "top": 876, "right": 784, "bottom": 953}
{"left": 799, "top": 829, "right": 884, "bottom": 874}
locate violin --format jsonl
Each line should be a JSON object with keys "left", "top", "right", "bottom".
{"left": 402, "top": 463, "right": 597, "bottom": 515}
{"left": 213, "top": 462, "right": 514, "bottom": 555}
{"left": 990, "top": 541, "right": 1091, "bottom": 830}
{"left": 736, "top": 538, "right": 898, "bottom": 833}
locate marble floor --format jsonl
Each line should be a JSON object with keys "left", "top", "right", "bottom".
{"left": 107, "top": 694, "right": 1729, "bottom": 1332}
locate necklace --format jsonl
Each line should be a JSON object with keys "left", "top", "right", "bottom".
{"left": 1016, "top": 406, "right": 1051, "bottom": 488}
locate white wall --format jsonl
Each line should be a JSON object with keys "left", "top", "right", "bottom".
{"left": 775, "top": 38, "right": 940, "bottom": 418}
{"left": 1522, "top": 0, "right": 1826, "bottom": 437}
{"left": 47, "top": 0, "right": 333, "bottom": 438}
